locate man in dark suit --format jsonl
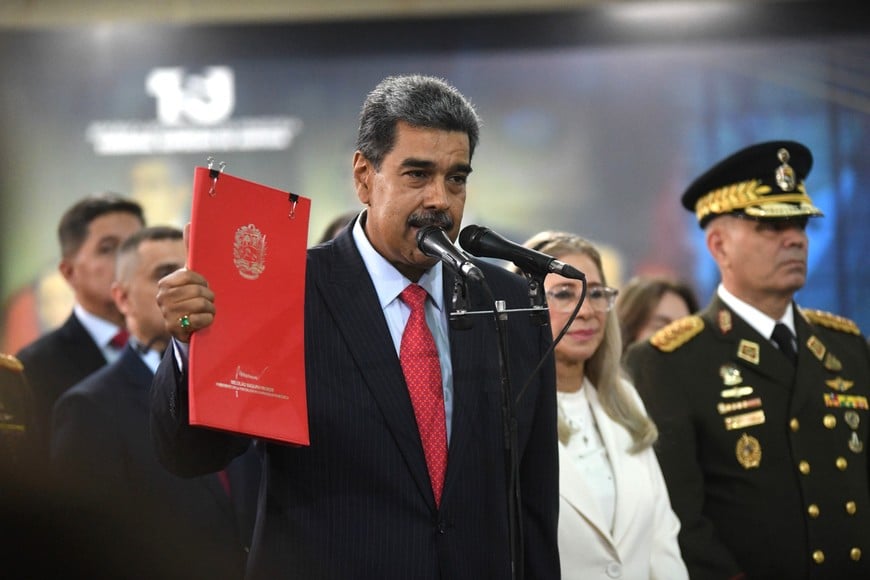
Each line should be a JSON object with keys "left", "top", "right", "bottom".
{"left": 16, "top": 193, "right": 145, "bottom": 456}
{"left": 151, "top": 74, "right": 559, "bottom": 579}
{"left": 624, "top": 141, "right": 870, "bottom": 579}
{"left": 51, "top": 226, "right": 260, "bottom": 580}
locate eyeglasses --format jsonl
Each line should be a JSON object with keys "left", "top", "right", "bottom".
{"left": 545, "top": 284, "right": 618, "bottom": 314}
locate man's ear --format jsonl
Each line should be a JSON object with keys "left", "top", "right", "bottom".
{"left": 706, "top": 221, "right": 727, "bottom": 264}
{"left": 58, "top": 258, "right": 74, "bottom": 283}
{"left": 110, "top": 281, "right": 129, "bottom": 315}
{"left": 353, "top": 151, "right": 372, "bottom": 205}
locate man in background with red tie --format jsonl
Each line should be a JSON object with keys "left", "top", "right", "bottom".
{"left": 624, "top": 141, "right": 870, "bottom": 579}
{"left": 17, "top": 192, "right": 144, "bottom": 458}
{"left": 150, "top": 74, "right": 559, "bottom": 579}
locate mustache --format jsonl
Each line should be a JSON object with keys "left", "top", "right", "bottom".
{"left": 407, "top": 212, "right": 454, "bottom": 231}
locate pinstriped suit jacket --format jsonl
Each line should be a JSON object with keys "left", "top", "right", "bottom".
{"left": 151, "top": 226, "right": 560, "bottom": 580}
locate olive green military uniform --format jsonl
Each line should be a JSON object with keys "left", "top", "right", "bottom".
{"left": 624, "top": 298, "right": 870, "bottom": 579}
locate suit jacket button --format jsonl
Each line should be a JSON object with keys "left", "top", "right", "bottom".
{"left": 605, "top": 562, "right": 622, "bottom": 578}
{"left": 851, "top": 548, "right": 862, "bottom": 561}
{"left": 812, "top": 550, "right": 825, "bottom": 564}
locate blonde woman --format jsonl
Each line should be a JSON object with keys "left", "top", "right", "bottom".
{"left": 517, "top": 231, "right": 687, "bottom": 580}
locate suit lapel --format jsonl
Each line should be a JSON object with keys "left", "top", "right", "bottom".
{"left": 315, "top": 230, "right": 434, "bottom": 506}
{"left": 60, "top": 313, "right": 108, "bottom": 373}
{"left": 787, "top": 310, "right": 819, "bottom": 416}
{"left": 441, "top": 273, "right": 485, "bottom": 501}
{"left": 586, "top": 385, "right": 637, "bottom": 546}
{"left": 558, "top": 441, "right": 614, "bottom": 543}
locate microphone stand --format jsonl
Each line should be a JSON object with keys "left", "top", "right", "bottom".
{"left": 450, "top": 278, "right": 550, "bottom": 580}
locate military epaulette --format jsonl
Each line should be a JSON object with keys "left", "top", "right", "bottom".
{"left": 0, "top": 353, "right": 24, "bottom": 372}
{"left": 801, "top": 308, "right": 861, "bottom": 336}
{"left": 650, "top": 315, "right": 704, "bottom": 352}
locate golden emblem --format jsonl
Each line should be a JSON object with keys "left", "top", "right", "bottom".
{"left": 737, "top": 340, "right": 760, "bottom": 365}
{"left": 775, "top": 147, "right": 796, "bottom": 191}
{"left": 650, "top": 316, "right": 704, "bottom": 352}
{"left": 736, "top": 433, "right": 762, "bottom": 469}
{"left": 233, "top": 224, "right": 267, "bottom": 280}
{"left": 801, "top": 308, "right": 861, "bottom": 335}
{"left": 725, "top": 410, "right": 766, "bottom": 431}
{"left": 805, "top": 336, "right": 825, "bottom": 361}
{"left": 825, "top": 377, "right": 855, "bottom": 392}
{"left": 824, "top": 352, "right": 842, "bottom": 372}
{"left": 823, "top": 414, "right": 837, "bottom": 429}
{"left": 719, "top": 364, "right": 743, "bottom": 386}
{"left": 844, "top": 411, "right": 860, "bottom": 430}
{"left": 0, "top": 353, "right": 23, "bottom": 372}
{"left": 718, "top": 309, "right": 732, "bottom": 334}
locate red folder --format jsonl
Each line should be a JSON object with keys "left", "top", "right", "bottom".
{"left": 186, "top": 166, "right": 309, "bottom": 445}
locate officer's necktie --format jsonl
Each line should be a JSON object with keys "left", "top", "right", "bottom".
{"left": 399, "top": 284, "right": 447, "bottom": 506}
{"left": 109, "top": 328, "right": 129, "bottom": 349}
{"left": 771, "top": 323, "right": 797, "bottom": 365}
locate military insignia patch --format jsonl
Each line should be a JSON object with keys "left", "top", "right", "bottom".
{"left": 849, "top": 432, "right": 863, "bottom": 453}
{"left": 824, "top": 352, "right": 842, "bottom": 372}
{"left": 725, "top": 410, "right": 765, "bottom": 430}
{"left": 718, "top": 397, "right": 762, "bottom": 415}
{"left": 805, "top": 336, "right": 825, "bottom": 361}
{"left": 719, "top": 364, "right": 743, "bottom": 386}
{"left": 825, "top": 377, "right": 854, "bottom": 392}
{"left": 824, "top": 393, "right": 869, "bottom": 410}
{"left": 737, "top": 340, "right": 760, "bottom": 365}
{"left": 718, "top": 309, "right": 732, "bottom": 334}
{"left": 736, "top": 433, "right": 762, "bottom": 469}
{"left": 650, "top": 316, "right": 704, "bottom": 352}
{"left": 801, "top": 308, "right": 861, "bottom": 335}
{"left": 720, "top": 385, "right": 754, "bottom": 399}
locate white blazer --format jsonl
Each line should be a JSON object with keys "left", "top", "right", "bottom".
{"left": 558, "top": 379, "right": 688, "bottom": 580}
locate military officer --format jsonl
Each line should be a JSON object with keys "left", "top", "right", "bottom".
{"left": 624, "top": 140, "right": 870, "bottom": 579}
{"left": 0, "top": 353, "right": 39, "bottom": 481}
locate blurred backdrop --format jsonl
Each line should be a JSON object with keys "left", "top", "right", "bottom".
{"left": 1, "top": 0, "right": 868, "bottom": 351}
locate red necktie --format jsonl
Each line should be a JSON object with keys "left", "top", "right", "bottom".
{"left": 109, "top": 328, "right": 129, "bottom": 349}
{"left": 399, "top": 284, "right": 447, "bottom": 506}
{"left": 217, "top": 469, "right": 232, "bottom": 498}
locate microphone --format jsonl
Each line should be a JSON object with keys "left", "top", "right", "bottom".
{"left": 459, "top": 225, "right": 586, "bottom": 280}
{"left": 417, "top": 225, "right": 485, "bottom": 282}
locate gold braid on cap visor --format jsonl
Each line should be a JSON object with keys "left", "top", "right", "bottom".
{"left": 695, "top": 179, "right": 821, "bottom": 222}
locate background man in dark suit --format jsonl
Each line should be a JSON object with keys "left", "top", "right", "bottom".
{"left": 16, "top": 193, "right": 145, "bottom": 456}
{"left": 151, "top": 74, "right": 559, "bottom": 579}
{"left": 51, "top": 226, "right": 260, "bottom": 580}
{"left": 624, "top": 141, "right": 870, "bottom": 579}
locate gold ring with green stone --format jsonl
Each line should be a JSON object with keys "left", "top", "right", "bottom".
{"left": 179, "top": 315, "right": 191, "bottom": 329}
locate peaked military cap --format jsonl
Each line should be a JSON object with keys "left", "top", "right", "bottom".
{"left": 682, "top": 140, "right": 824, "bottom": 227}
